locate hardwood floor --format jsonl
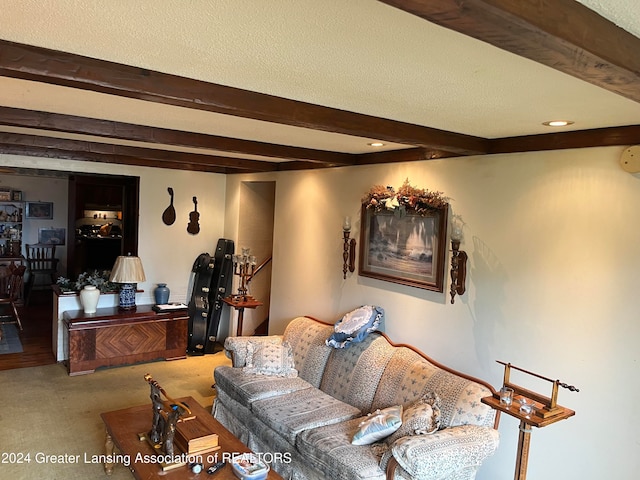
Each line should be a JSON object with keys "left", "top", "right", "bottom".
{"left": 0, "top": 289, "right": 57, "bottom": 371}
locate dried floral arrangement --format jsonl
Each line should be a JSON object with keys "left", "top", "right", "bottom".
{"left": 362, "top": 178, "right": 449, "bottom": 216}
{"left": 56, "top": 269, "right": 118, "bottom": 293}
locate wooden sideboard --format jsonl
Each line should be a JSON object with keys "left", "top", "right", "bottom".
{"left": 64, "top": 305, "right": 188, "bottom": 376}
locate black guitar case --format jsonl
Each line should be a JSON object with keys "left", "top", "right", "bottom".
{"left": 187, "top": 253, "right": 216, "bottom": 355}
{"left": 204, "top": 238, "right": 235, "bottom": 353}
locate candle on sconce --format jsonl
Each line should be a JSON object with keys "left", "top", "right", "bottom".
{"left": 343, "top": 216, "right": 351, "bottom": 232}
{"left": 450, "top": 216, "right": 464, "bottom": 241}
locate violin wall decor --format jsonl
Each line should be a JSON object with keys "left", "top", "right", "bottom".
{"left": 187, "top": 196, "right": 200, "bottom": 235}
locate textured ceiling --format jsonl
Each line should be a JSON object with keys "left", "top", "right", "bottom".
{"left": 577, "top": 0, "right": 640, "bottom": 36}
{"left": 0, "top": 0, "right": 639, "bottom": 171}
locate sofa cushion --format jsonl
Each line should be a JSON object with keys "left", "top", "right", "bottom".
{"left": 320, "top": 335, "right": 396, "bottom": 411}
{"left": 251, "top": 387, "right": 361, "bottom": 444}
{"left": 283, "top": 316, "right": 335, "bottom": 388}
{"left": 386, "top": 392, "right": 440, "bottom": 445}
{"left": 244, "top": 341, "right": 298, "bottom": 378}
{"left": 352, "top": 405, "right": 403, "bottom": 446}
{"left": 224, "top": 335, "right": 283, "bottom": 367}
{"left": 371, "top": 347, "right": 441, "bottom": 410}
{"left": 296, "top": 417, "right": 386, "bottom": 480}
{"left": 372, "top": 347, "right": 496, "bottom": 428}
{"left": 214, "top": 365, "right": 312, "bottom": 406}
{"left": 390, "top": 425, "right": 500, "bottom": 480}
{"left": 422, "top": 370, "right": 496, "bottom": 428}
{"left": 326, "top": 305, "right": 384, "bottom": 349}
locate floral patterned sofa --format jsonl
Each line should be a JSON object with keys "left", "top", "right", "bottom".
{"left": 212, "top": 315, "right": 500, "bottom": 480}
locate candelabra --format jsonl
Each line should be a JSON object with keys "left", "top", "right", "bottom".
{"left": 232, "top": 248, "right": 257, "bottom": 301}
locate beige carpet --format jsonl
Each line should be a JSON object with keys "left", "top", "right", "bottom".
{"left": 0, "top": 353, "right": 231, "bottom": 480}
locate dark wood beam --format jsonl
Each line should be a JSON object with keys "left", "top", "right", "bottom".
{"left": 489, "top": 125, "right": 640, "bottom": 154}
{"left": 275, "top": 161, "right": 334, "bottom": 172}
{"left": 0, "top": 106, "right": 353, "bottom": 165}
{"left": 0, "top": 143, "right": 228, "bottom": 173}
{"left": 0, "top": 40, "right": 488, "bottom": 155}
{"left": 354, "top": 147, "right": 458, "bottom": 165}
{"left": 380, "top": 0, "right": 640, "bottom": 103}
{"left": 0, "top": 132, "right": 276, "bottom": 173}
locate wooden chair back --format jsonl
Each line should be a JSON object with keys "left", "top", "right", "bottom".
{"left": 25, "top": 243, "right": 59, "bottom": 274}
{"left": 0, "top": 263, "right": 26, "bottom": 330}
{"left": 2, "top": 264, "right": 26, "bottom": 301}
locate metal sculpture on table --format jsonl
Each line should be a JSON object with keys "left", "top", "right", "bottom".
{"left": 140, "top": 374, "right": 193, "bottom": 469}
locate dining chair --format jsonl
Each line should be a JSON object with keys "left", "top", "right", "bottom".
{"left": 25, "top": 243, "right": 59, "bottom": 306}
{"left": 0, "top": 263, "right": 26, "bottom": 331}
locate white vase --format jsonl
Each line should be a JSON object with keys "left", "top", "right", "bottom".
{"left": 80, "top": 285, "right": 100, "bottom": 314}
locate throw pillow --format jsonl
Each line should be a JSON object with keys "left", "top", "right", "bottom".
{"left": 326, "top": 305, "right": 384, "bottom": 349}
{"left": 351, "top": 405, "right": 403, "bottom": 446}
{"left": 243, "top": 341, "right": 298, "bottom": 378}
{"left": 386, "top": 391, "right": 441, "bottom": 445}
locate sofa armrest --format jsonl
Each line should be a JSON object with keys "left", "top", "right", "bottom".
{"left": 223, "top": 335, "right": 283, "bottom": 367}
{"left": 387, "top": 425, "right": 499, "bottom": 480}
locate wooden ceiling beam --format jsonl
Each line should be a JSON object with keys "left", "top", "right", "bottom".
{"left": 354, "top": 147, "right": 458, "bottom": 166}
{"left": 0, "top": 132, "right": 274, "bottom": 173}
{"left": 489, "top": 125, "right": 640, "bottom": 154}
{"left": 0, "top": 143, "right": 230, "bottom": 173}
{"left": 380, "top": 0, "right": 640, "bottom": 103}
{"left": 0, "top": 106, "right": 352, "bottom": 165}
{"left": 0, "top": 40, "right": 488, "bottom": 155}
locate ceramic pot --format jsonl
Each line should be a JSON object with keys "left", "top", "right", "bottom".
{"left": 80, "top": 285, "right": 100, "bottom": 314}
{"left": 154, "top": 283, "right": 170, "bottom": 305}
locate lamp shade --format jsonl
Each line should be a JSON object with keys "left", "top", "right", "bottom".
{"left": 109, "top": 255, "right": 146, "bottom": 283}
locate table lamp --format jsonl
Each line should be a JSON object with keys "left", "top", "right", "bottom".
{"left": 109, "top": 254, "right": 146, "bottom": 309}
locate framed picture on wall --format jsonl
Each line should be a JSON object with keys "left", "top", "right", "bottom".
{"left": 25, "top": 201, "right": 53, "bottom": 219}
{"left": 38, "top": 227, "right": 66, "bottom": 245}
{"left": 359, "top": 204, "right": 448, "bottom": 292}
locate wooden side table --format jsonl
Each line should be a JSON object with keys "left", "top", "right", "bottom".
{"left": 64, "top": 305, "right": 188, "bottom": 375}
{"left": 481, "top": 395, "right": 575, "bottom": 480}
{"left": 222, "top": 296, "right": 263, "bottom": 336}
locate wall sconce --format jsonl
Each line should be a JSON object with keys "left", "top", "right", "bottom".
{"left": 450, "top": 217, "right": 467, "bottom": 304}
{"left": 342, "top": 216, "right": 356, "bottom": 279}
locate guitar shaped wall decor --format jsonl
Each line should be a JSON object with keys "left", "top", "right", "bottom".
{"left": 187, "top": 196, "right": 200, "bottom": 235}
{"left": 162, "top": 187, "right": 176, "bottom": 225}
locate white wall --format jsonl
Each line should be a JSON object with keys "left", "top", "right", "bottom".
{"left": 0, "top": 154, "right": 227, "bottom": 306}
{"left": 226, "top": 146, "right": 640, "bottom": 480}
{"left": 5, "top": 148, "right": 638, "bottom": 479}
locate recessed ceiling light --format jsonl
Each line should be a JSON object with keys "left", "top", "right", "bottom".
{"left": 542, "top": 120, "right": 574, "bottom": 127}
{"left": 368, "top": 142, "right": 385, "bottom": 147}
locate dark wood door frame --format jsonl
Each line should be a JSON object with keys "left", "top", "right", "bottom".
{"left": 67, "top": 174, "right": 139, "bottom": 277}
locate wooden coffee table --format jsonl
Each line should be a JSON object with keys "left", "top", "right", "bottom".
{"left": 100, "top": 396, "right": 283, "bottom": 479}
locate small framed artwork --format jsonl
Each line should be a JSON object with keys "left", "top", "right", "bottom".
{"left": 25, "top": 202, "right": 53, "bottom": 219}
{"left": 359, "top": 204, "right": 448, "bottom": 292}
{"left": 12, "top": 190, "right": 22, "bottom": 201}
{"left": 38, "top": 227, "right": 66, "bottom": 245}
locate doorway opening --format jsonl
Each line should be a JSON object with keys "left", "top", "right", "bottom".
{"left": 236, "top": 181, "right": 275, "bottom": 335}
